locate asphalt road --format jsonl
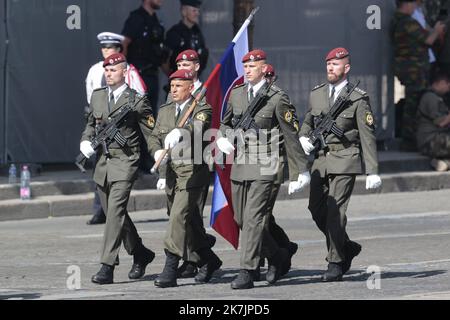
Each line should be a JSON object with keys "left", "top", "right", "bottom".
{"left": 1, "top": 189, "right": 450, "bottom": 301}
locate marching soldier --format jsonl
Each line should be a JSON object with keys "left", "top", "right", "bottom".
{"left": 216, "top": 49, "right": 310, "bottom": 290}
{"left": 85, "top": 32, "right": 147, "bottom": 226}
{"left": 80, "top": 53, "right": 156, "bottom": 285}
{"left": 149, "top": 69, "right": 222, "bottom": 288}
{"left": 258, "top": 64, "right": 299, "bottom": 279}
{"left": 158, "top": 49, "right": 216, "bottom": 279}
{"left": 299, "top": 47, "right": 382, "bottom": 282}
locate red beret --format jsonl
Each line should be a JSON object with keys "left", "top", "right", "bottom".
{"left": 103, "top": 53, "right": 126, "bottom": 67}
{"left": 242, "top": 49, "right": 267, "bottom": 63}
{"left": 265, "top": 64, "right": 275, "bottom": 77}
{"left": 176, "top": 49, "right": 199, "bottom": 63}
{"left": 169, "top": 69, "right": 194, "bottom": 81}
{"left": 326, "top": 47, "right": 350, "bottom": 62}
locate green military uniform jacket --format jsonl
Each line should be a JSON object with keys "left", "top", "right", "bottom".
{"left": 148, "top": 97, "right": 212, "bottom": 192}
{"left": 220, "top": 83, "right": 307, "bottom": 182}
{"left": 299, "top": 83, "right": 379, "bottom": 176}
{"left": 417, "top": 89, "right": 450, "bottom": 150}
{"left": 81, "top": 86, "right": 154, "bottom": 186}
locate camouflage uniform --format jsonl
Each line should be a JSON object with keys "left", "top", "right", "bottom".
{"left": 416, "top": 89, "right": 450, "bottom": 159}
{"left": 391, "top": 11, "right": 431, "bottom": 146}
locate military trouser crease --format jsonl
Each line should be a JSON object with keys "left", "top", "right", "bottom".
{"left": 98, "top": 180, "right": 141, "bottom": 266}
{"left": 309, "top": 172, "right": 355, "bottom": 264}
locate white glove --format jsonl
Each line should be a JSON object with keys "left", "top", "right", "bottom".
{"left": 299, "top": 136, "right": 315, "bottom": 156}
{"left": 164, "top": 129, "right": 183, "bottom": 149}
{"left": 156, "top": 179, "right": 166, "bottom": 190}
{"left": 216, "top": 137, "right": 235, "bottom": 155}
{"left": 288, "top": 171, "right": 311, "bottom": 195}
{"left": 80, "top": 141, "right": 95, "bottom": 159}
{"left": 366, "top": 175, "right": 382, "bottom": 190}
{"left": 154, "top": 149, "right": 169, "bottom": 166}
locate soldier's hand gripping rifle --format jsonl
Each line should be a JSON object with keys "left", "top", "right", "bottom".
{"left": 75, "top": 96, "right": 145, "bottom": 173}
{"left": 308, "top": 81, "right": 360, "bottom": 152}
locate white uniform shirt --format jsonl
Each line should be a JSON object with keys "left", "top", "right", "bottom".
{"left": 85, "top": 62, "right": 147, "bottom": 104}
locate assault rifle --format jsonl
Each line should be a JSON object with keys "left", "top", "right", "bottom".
{"left": 308, "top": 81, "right": 360, "bottom": 152}
{"left": 231, "top": 76, "right": 278, "bottom": 141}
{"left": 75, "top": 96, "right": 145, "bottom": 173}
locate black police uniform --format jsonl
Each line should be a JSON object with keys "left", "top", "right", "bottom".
{"left": 165, "top": 22, "right": 209, "bottom": 76}
{"left": 122, "top": 6, "right": 166, "bottom": 114}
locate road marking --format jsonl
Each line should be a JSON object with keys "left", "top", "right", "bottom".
{"left": 386, "top": 259, "right": 450, "bottom": 267}
{"left": 33, "top": 291, "right": 126, "bottom": 300}
{"left": 65, "top": 230, "right": 165, "bottom": 239}
{"left": 348, "top": 211, "right": 450, "bottom": 222}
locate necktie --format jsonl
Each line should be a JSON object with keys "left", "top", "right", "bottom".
{"left": 109, "top": 92, "right": 114, "bottom": 113}
{"left": 176, "top": 104, "right": 181, "bottom": 121}
{"left": 329, "top": 86, "right": 336, "bottom": 107}
{"left": 248, "top": 87, "right": 254, "bottom": 103}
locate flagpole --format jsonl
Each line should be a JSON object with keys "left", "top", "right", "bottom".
{"left": 150, "top": 7, "right": 260, "bottom": 174}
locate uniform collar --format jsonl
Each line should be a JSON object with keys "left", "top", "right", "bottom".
{"left": 248, "top": 78, "right": 266, "bottom": 96}
{"left": 329, "top": 79, "right": 348, "bottom": 100}
{"left": 175, "top": 98, "right": 191, "bottom": 116}
{"left": 108, "top": 83, "right": 128, "bottom": 103}
{"left": 193, "top": 80, "right": 202, "bottom": 94}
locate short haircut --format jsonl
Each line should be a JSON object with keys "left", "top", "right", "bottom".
{"left": 431, "top": 70, "right": 450, "bottom": 83}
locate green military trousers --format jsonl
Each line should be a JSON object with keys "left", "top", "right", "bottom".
{"left": 97, "top": 180, "right": 142, "bottom": 266}
{"left": 265, "top": 183, "right": 291, "bottom": 250}
{"left": 308, "top": 172, "right": 356, "bottom": 264}
{"left": 164, "top": 185, "right": 210, "bottom": 260}
{"left": 232, "top": 180, "right": 280, "bottom": 270}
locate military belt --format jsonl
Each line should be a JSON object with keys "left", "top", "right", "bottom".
{"left": 107, "top": 147, "right": 140, "bottom": 157}
{"left": 315, "top": 144, "right": 358, "bottom": 157}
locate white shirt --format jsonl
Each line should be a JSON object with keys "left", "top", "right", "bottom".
{"left": 108, "top": 83, "right": 128, "bottom": 104}
{"left": 329, "top": 79, "right": 348, "bottom": 102}
{"left": 193, "top": 79, "right": 202, "bottom": 94}
{"left": 412, "top": 8, "right": 436, "bottom": 63}
{"left": 85, "top": 62, "right": 147, "bottom": 104}
{"left": 248, "top": 78, "right": 267, "bottom": 97}
{"left": 175, "top": 98, "right": 191, "bottom": 117}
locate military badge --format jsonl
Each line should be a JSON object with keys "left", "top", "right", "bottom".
{"left": 147, "top": 115, "right": 155, "bottom": 129}
{"left": 285, "top": 111, "right": 293, "bottom": 123}
{"left": 365, "top": 112, "right": 374, "bottom": 126}
{"left": 196, "top": 112, "right": 207, "bottom": 122}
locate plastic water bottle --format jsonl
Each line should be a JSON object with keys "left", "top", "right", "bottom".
{"left": 20, "top": 165, "right": 31, "bottom": 200}
{"left": 8, "top": 164, "right": 17, "bottom": 184}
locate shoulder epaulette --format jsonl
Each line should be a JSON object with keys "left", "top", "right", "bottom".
{"left": 312, "top": 83, "right": 327, "bottom": 91}
{"left": 93, "top": 86, "right": 107, "bottom": 92}
{"left": 233, "top": 83, "right": 246, "bottom": 90}
{"left": 159, "top": 102, "right": 172, "bottom": 110}
{"left": 353, "top": 87, "right": 367, "bottom": 96}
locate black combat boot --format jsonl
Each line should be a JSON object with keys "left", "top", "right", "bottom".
{"left": 266, "top": 248, "right": 289, "bottom": 284}
{"left": 154, "top": 250, "right": 180, "bottom": 288}
{"left": 342, "top": 241, "right": 362, "bottom": 274}
{"left": 128, "top": 245, "right": 155, "bottom": 280}
{"left": 322, "top": 263, "right": 343, "bottom": 282}
{"left": 177, "top": 261, "right": 198, "bottom": 278}
{"left": 91, "top": 264, "right": 114, "bottom": 285}
{"left": 281, "top": 242, "right": 299, "bottom": 276}
{"left": 231, "top": 270, "right": 256, "bottom": 290}
{"left": 195, "top": 248, "right": 222, "bottom": 283}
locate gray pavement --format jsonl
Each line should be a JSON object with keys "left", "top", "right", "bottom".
{"left": 1, "top": 190, "right": 450, "bottom": 300}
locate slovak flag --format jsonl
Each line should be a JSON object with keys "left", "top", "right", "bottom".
{"left": 205, "top": 17, "right": 252, "bottom": 249}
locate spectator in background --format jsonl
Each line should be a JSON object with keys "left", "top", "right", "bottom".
{"left": 412, "top": 0, "right": 438, "bottom": 70}
{"left": 122, "top": 0, "right": 167, "bottom": 115}
{"left": 84, "top": 32, "right": 146, "bottom": 225}
{"left": 416, "top": 71, "right": 450, "bottom": 171}
{"left": 391, "top": 0, "right": 446, "bottom": 150}
{"left": 165, "top": 0, "right": 209, "bottom": 78}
